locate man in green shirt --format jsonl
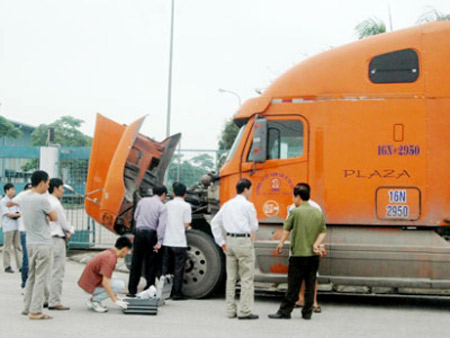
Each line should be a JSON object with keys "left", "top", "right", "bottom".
{"left": 269, "top": 183, "right": 326, "bottom": 320}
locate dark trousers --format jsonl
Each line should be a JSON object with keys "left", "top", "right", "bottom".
{"left": 20, "top": 231, "right": 29, "bottom": 289}
{"left": 161, "top": 246, "right": 187, "bottom": 296}
{"left": 279, "top": 255, "right": 320, "bottom": 319}
{"left": 128, "top": 229, "right": 158, "bottom": 294}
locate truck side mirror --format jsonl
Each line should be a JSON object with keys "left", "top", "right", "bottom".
{"left": 252, "top": 117, "right": 267, "bottom": 163}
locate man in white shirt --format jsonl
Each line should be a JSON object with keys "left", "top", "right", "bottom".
{"left": 162, "top": 182, "right": 192, "bottom": 300}
{"left": 15, "top": 183, "right": 32, "bottom": 290}
{"left": 211, "top": 179, "right": 259, "bottom": 320}
{"left": 1, "top": 183, "right": 23, "bottom": 273}
{"left": 45, "top": 178, "right": 75, "bottom": 311}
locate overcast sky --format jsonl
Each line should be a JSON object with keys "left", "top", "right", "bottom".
{"left": 1, "top": 0, "right": 449, "bottom": 149}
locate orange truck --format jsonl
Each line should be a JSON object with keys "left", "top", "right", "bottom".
{"left": 85, "top": 21, "right": 450, "bottom": 298}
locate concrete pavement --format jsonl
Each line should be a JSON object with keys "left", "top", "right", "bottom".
{"left": 1, "top": 253, "right": 450, "bottom": 338}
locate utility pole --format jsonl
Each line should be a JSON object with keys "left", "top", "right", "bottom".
{"left": 166, "top": 0, "right": 175, "bottom": 138}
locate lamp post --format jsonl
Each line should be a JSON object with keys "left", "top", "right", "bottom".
{"left": 166, "top": 0, "right": 175, "bottom": 138}
{"left": 218, "top": 88, "right": 242, "bottom": 107}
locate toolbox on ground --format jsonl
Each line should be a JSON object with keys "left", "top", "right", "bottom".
{"left": 123, "top": 275, "right": 173, "bottom": 315}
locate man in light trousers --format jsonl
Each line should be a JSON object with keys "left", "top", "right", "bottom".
{"left": 1, "top": 183, "right": 23, "bottom": 273}
{"left": 45, "top": 178, "right": 75, "bottom": 310}
{"left": 18, "top": 170, "right": 57, "bottom": 320}
{"left": 211, "top": 179, "right": 259, "bottom": 320}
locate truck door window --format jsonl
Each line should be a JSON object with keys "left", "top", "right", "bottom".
{"left": 248, "top": 120, "right": 303, "bottom": 161}
{"left": 225, "top": 123, "right": 247, "bottom": 163}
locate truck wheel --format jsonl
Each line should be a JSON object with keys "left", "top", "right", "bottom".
{"left": 183, "top": 229, "right": 224, "bottom": 299}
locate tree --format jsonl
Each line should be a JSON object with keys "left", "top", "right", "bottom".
{"left": 355, "top": 18, "right": 386, "bottom": 39}
{"left": 0, "top": 116, "right": 22, "bottom": 139}
{"left": 218, "top": 118, "right": 239, "bottom": 152}
{"left": 167, "top": 153, "right": 215, "bottom": 190}
{"left": 191, "top": 153, "right": 214, "bottom": 171}
{"left": 21, "top": 116, "right": 92, "bottom": 173}
{"left": 417, "top": 7, "right": 450, "bottom": 23}
{"left": 217, "top": 118, "right": 240, "bottom": 168}
{"left": 31, "top": 116, "right": 92, "bottom": 146}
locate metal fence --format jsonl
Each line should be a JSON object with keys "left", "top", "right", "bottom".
{"left": 0, "top": 145, "right": 223, "bottom": 248}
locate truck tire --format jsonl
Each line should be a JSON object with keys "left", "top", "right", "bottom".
{"left": 183, "top": 229, "right": 225, "bottom": 299}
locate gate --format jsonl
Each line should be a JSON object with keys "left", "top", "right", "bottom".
{"left": 0, "top": 146, "right": 96, "bottom": 248}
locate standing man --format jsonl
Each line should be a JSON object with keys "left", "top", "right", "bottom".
{"left": 127, "top": 185, "right": 168, "bottom": 296}
{"left": 46, "top": 178, "right": 75, "bottom": 311}
{"left": 162, "top": 182, "right": 192, "bottom": 300}
{"left": 287, "top": 183, "right": 323, "bottom": 312}
{"left": 20, "top": 170, "right": 57, "bottom": 320}
{"left": 211, "top": 179, "right": 259, "bottom": 320}
{"left": 1, "top": 183, "right": 23, "bottom": 273}
{"left": 269, "top": 183, "right": 327, "bottom": 320}
{"left": 16, "top": 183, "right": 32, "bottom": 291}
{"left": 78, "top": 236, "right": 131, "bottom": 313}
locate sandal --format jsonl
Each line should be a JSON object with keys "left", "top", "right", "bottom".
{"left": 29, "top": 313, "right": 53, "bottom": 320}
{"left": 313, "top": 306, "right": 322, "bottom": 313}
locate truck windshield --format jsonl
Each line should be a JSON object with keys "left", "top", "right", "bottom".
{"left": 225, "top": 124, "right": 246, "bottom": 163}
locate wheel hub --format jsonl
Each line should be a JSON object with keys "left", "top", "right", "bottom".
{"left": 184, "top": 244, "right": 208, "bottom": 285}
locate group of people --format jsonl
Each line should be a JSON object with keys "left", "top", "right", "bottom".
{"left": 2, "top": 170, "right": 326, "bottom": 321}
{"left": 77, "top": 181, "right": 192, "bottom": 312}
{"left": 210, "top": 179, "right": 327, "bottom": 320}
{"left": 1, "top": 170, "right": 75, "bottom": 320}
{"left": 77, "top": 178, "right": 326, "bottom": 321}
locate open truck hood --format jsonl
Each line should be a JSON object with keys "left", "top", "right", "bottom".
{"left": 85, "top": 114, "right": 180, "bottom": 234}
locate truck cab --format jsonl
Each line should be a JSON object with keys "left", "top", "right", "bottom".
{"left": 220, "top": 21, "right": 450, "bottom": 291}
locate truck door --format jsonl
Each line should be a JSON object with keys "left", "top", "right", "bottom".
{"left": 240, "top": 115, "right": 309, "bottom": 222}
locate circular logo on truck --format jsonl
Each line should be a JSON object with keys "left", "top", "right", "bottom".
{"left": 263, "top": 200, "right": 280, "bottom": 217}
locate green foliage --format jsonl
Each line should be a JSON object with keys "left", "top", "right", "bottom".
{"left": 191, "top": 153, "right": 214, "bottom": 171}
{"left": 355, "top": 18, "right": 386, "bottom": 39}
{"left": 21, "top": 116, "right": 92, "bottom": 174}
{"left": 0, "top": 116, "right": 22, "bottom": 139}
{"left": 218, "top": 119, "right": 239, "bottom": 152}
{"left": 217, "top": 118, "right": 239, "bottom": 168}
{"left": 31, "top": 116, "right": 92, "bottom": 146}
{"left": 167, "top": 153, "right": 215, "bottom": 190}
{"left": 21, "top": 158, "right": 39, "bottom": 172}
{"left": 417, "top": 7, "right": 450, "bottom": 23}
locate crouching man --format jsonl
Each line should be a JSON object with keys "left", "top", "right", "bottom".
{"left": 78, "top": 236, "right": 132, "bottom": 313}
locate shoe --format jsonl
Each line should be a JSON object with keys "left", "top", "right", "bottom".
{"left": 48, "top": 305, "right": 70, "bottom": 310}
{"left": 171, "top": 294, "right": 187, "bottom": 301}
{"left": 86, "top": 298, "right": 108, "bottom": 313}
{"left": 4, "top": 267, "right": 14, "bottom": 273}
{"left": 313, "top": 305, "right": 321, "bottom": 313}
{"left": 228, "top": 314, "right": 237, "bottom": 319}
{"left": 238, "top": 314, "right": 259, "bottom": 320}
{"left": 268, "top": 312, "right": 291, "bottom": 319}
{"left": 43, "top": 302, "right": 48, "bottom": 308}
{"left": 126, "top": 293, "right": 136, "bottom": 298}
{"left": 302, "top": 315, "right": 312, "bottom": 320}
{"left": 29, "top": 313, "right": 52, "bottom": 320}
